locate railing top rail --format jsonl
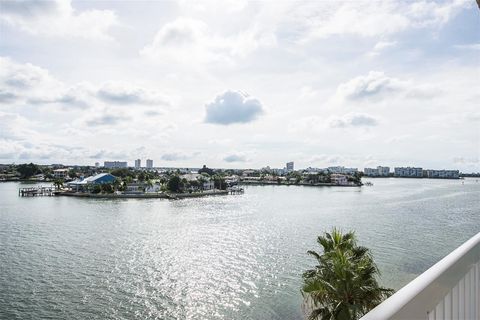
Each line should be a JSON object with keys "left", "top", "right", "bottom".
{"left": 360, "top": 232, "right": 480, "bottom": 320}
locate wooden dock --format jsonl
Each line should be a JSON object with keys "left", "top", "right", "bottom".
{"left": 19, "top": 186, "right": 56, "bottom": 197}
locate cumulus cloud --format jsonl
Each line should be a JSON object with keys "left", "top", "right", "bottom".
{"left": 140, "top": 17, "right": 275, "bottom": 65}
{"left": 328, "top": 113, "right": 378, "bottom": 128}
{"left": 97, "top": 83, "right": 170, "bottom": 106}
{"left": 204, "top": 90, "right": 264, "bottom": 125}
{"left": 336, "top": 71, "right": 407, "bottom": 100}
{"left": 223, "top": 153, "right": 248, "bottom": 163}
{"left": 335, "top": 71, "right": 438, "bottom": 102}
{"left": 0, "top": 56, "right": 91, "bottom": 108}
{"left": 0, "top": 0, "right": 118, "bottom": 40}
{"left": 0, "top": 57, "right": 173, "bottom": 111}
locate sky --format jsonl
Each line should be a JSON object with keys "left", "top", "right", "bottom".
{"left": 0, "top": 0, "right": 479, "bottom": 171}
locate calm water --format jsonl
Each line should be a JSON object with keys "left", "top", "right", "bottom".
{"left": 1, "top": 178, "right": 479, "bottom": 319}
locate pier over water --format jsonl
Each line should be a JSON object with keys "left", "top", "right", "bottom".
{"left": 18, "top": 186, "right": 55, "bottom": 197}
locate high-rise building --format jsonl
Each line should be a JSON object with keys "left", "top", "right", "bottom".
{"left": 135, "top": 159, "right": 141, "bottom": 168}
{"left": 146, "top": 159, "right": 153, "bottom": 169}
{"left": 286, "top": 161, "right": 294, "bottom": 172}
{"left": 394, "top": 167, "right": 423, "bottom": 177}
{"left": 365, "top": 166, "right": 390, "bottom": 177}
{"left": 104, "top": 161, "right": 128, "bottom": 168}
{"left": 95, "top": 162, "right": 100, "bottom": 168}
{"left": 377, "top": 166, "right": 390, "bottom": 176}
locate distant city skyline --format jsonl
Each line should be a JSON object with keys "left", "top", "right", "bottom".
{"left": 0, "top": 0, "right": 479, "bottom": 171}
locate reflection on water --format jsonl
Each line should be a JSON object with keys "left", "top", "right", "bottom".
{"left": 1, "top": 178, "right": 479, "bottom": 319}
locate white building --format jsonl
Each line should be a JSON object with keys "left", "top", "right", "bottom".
{"left": 146, "top": 159, "right": 153, "bottom": 169}
{"left": 331, "top": 174, "right": 349, "bottom": 186}
{"left": 378, "top": 166, "right": 390, "bottom": 176}
{"left": 425, "top": 169, "right": 459, "bottom": 179}
{"left": 328, "top": 166, "right": 358, "bottom": 175}
{"left": 135, "top": 159, "right": 141, "bottom": 168}
{"left": 364, "top": 166, "right": 390, "bottom": 177}
{"left": 394, "top": 167, "right": 423, "bottom": 177}
{"left": 53, "top": 168, "right": 69, "bottom": 179}
{"left": 95, "top": 162, "right": 100, "bottom": 168}
{"left": 104, "top": 161, "right": 128, "bottom": 168}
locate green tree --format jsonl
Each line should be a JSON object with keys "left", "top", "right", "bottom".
{"left": 302, "top": 228, "right": 393, "bottom": 320}
{"left": 100, "top": 183, "right": 114, "bottom": 193}
{"left": 16, "top": 163, "right": 40, "bottom": 179}
{"left": 53, "top": 179, "right": 64, "bottom": 190}
{"left": 198, "top": 165, "right": 214, "bottom": 176}
{"left": 167, "top": 175, "right": 183, "bottom": 193}
{"left": 213, "top": 175, "right": 226, "bottom": 190}
{"left": 91, "top": 185, "right": 101, "bottom": 194}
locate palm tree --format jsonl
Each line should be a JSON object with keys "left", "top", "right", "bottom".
{"left": 53, "top": 179, "right": 63, "bottom": 190}
{"left": 302, "top": 228, "right": 394, "bottom": 320}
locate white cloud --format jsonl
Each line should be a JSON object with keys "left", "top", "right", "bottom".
{"left": 336, "top": 71, "right": 408, "bottom": 100}
{"left": 328, "top": 113, "right": 379, "bottom": 128}
{"left": 299, "top": 0, "right": 471, "bottom": 42}
{"left": 0, "top": 57, "right": 173, "bottom": 111}
{"left": 204, "top": 91, "right": 264, "bottom": 125}
{"left": 0, "top": 56, "right": 92, "bottom": 108}
{"left": 367, "top": 40, "right": 398, "bottom": 57}
{"left": 335, "top": 71, "right": 437, "bottom": 102}
{"left": 0, "top": 0, "right": 118, "bottom": 40}
{"left": 97, "top": 82, "right": 170, "bottom": 106}
{"left": 161, "top": 152, "right": 199, "bottom": 161}
{"left": 223, "top": 153, "right": 248, "bottom": 163}
{"left": 140, "top": 17, "right": 275, "bottom": 66}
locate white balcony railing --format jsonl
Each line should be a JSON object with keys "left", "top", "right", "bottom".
{"left": 361, "top": 232, "right": 480, "bottom": 320}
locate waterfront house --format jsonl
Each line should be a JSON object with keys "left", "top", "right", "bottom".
{"left": 125, "top": 183, "right": 146, "bottom": 194}
{"left": 53, "top": 168, "right": 69, "bottom": 179}
{"left": 145, "top": 183, "right": 161, "bottom": 193}
{"left": 182, "top": 173, "right": 215, "bottom": 191}
{"left": 331, "top": 174, "right": 349, "bottom": 186}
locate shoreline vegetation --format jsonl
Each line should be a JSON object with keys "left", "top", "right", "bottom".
{"left": 6, "top": 163, "right": 475, "bottom": 200}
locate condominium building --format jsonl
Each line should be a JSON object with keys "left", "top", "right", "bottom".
{"left": 378, "top": 166, "right": 390, "bottom": 176}
{"left": 425, "top": 169, "right": 459, "bottom": 179}
{"left": 146, "top": 159, "right": 153, "bottom": 169}
{"left": 135, "top": 159, "right": 141, "bottom": 168}
{"left": 328, "top": 166, "right": 358, "bottom": 175}
{"left": 364, "top": 167, "right": 379, "bottom": 177}
{"left": 104, "top": 161, "right": 128, "bottom": 169}
{"left": 286, "top": 161, "right": 294, "bottom": 172}
{"left": 365, "top": 166, "right": 390, "bottom": 177}
{"left": 394, "top": 167, "right": 423, "bottom": 177}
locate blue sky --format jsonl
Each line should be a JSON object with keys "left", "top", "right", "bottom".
{"left": 0, "top": 0, "right": 479, "bottom": 171}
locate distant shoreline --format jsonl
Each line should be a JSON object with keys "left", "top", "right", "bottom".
{"left": 240, "top": 181, "right": 361, "bottom": 187}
